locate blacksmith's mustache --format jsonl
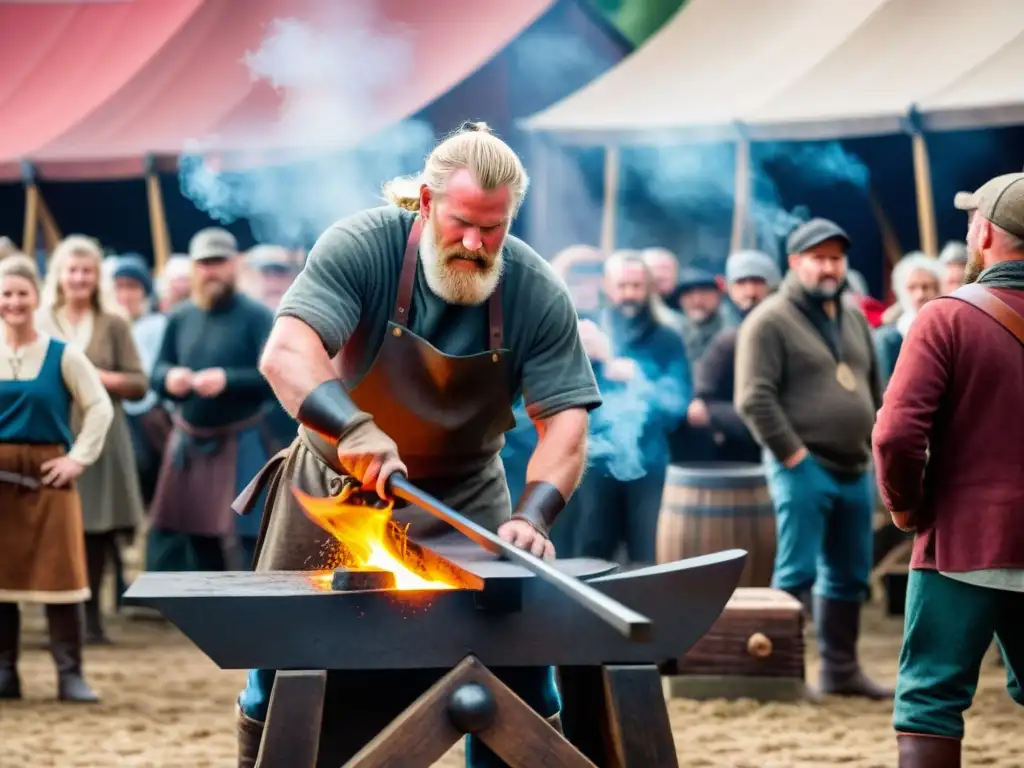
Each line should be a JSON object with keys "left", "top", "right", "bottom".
{"left": 444, "top": 249, "right": 493, "bottom": 266}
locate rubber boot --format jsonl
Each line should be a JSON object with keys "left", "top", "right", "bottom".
{"left": 237, "top": 706, "right": 265, "bottom": 768}
{"left": 84, "top": 533, "right": 112, "bottom": 645}
{"left": 816, "top": 596, "right": 892, "bottom": 699}
{"left": 0, "top": 602, "right": 21, "bottom": 700}
{"left": 46, "top": 603, "right": 100, "bottom": 703}
{"left": 897, "top": 733, "right": 961, "bottom": 768}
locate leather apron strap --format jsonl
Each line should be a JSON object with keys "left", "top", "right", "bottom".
{"left": 946, "top": 283, "right": 1024, "bottom": 348}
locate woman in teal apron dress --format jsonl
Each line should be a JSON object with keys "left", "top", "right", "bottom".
{"left": 0, "top": 255, "right": 114, "bottom": 702}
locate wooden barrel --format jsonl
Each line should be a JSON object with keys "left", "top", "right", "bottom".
{"left": 655, "top": 462, "right": 776, "bottom": 588}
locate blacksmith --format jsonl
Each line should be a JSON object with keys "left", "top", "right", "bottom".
{"left": 735, "top": 218, "right": 890, "bottom": 699}
{"left": 874, "top": 173, "right": 1024, "bottom": 768}
{"left": 688, "top": 249, "right": 780, "bottom": 464}
{"left": 148, "top": 229, "right": 276, "bottom": 572}
{"left": 235, "top": 123, "right": 601, "bottom": 768}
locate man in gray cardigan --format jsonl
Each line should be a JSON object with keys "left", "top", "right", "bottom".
{"left": 735, "top": 218, "right": 890, "bottom": 700}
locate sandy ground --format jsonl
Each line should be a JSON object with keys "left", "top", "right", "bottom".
{"left": 0, "top": 603, "right": 1020, "bottom": 768}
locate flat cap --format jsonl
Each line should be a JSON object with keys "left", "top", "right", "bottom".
{"left": 189, "top": 227, "right": 237, "bottom": 262}
{"left": 675, "top": 267, "right": 718, "bottom": 292}
{"left": 786, "top": 218, "right": 850, "bottom": 256}
{"left": 954, "top": 172, "right": 1024, "bottom": 239}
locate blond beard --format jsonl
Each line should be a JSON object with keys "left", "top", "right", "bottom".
{"left": 964, "top": 248, "right": 985, "bottom": 284}
{"left": 420, "top": 218, "right": 504, "bottom": 306}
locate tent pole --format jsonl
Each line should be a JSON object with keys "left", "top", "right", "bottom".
{"left": 144, "top": 155, "right": 172, "bottom": 273}
{"left": 600, "top": 145, "right": 620, "bottom": 253}
{"left": 525, "top": 133, "right": 550, "bottom": 258}
{"left": 910, "top": 130, "right": 938, "bottom": 256}
{"left": 20, "top": 162, "right": 42, "bottom": 259}
{"left": 21, "top": 184, "right": 40, "bottom": 260}
{"left": 868, "top": 189, "right": 903, "bottom": 304}
{"left": 37, "top": 191, "right": 63, "bottom": 252}
{"left": 730, "top": 135, "right": 751, "bottom": 253}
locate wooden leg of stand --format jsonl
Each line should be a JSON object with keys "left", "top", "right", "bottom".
{"left": 256, "top": 670, "right": 327, "bottom": 768}
{"left": 602, "top": 665, "right": 677, "bottom": 768}
{"left": 559, "top": 665, "right": 678, "bottom": 768}
{"left": 558, "top": 666, "right": 612, "bottom": 764}
{"left": 345, "top": 656, "right": 595, "bottom": 768}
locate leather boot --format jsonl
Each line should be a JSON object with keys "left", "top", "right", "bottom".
{"left": 816, "top": 596, "right": 892, "bottom": 699}
{"left": 897, "top": 733, "right": 961, "bottom": 768}
{"left": 46, "top": 603, "right": 100, "bottom": 703}
{"left": 0, "top": 602, "right": 21, "bottom": 700}
{"left": 237, "top": 706, "right": 265, "bottom": 768}
{"left": 84, "top": 533, "right": 112, "bottom": 645}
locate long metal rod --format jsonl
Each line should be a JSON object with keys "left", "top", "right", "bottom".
{"left": 388, "top": 475, "right": 653, "bottom": 642}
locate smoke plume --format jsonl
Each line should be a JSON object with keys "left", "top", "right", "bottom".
{"left": 178, "top": 9, "right": 435, "bottom": 246}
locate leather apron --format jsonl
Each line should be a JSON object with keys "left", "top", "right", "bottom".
{"left": 237, "top": 217, "right": 517, "bottom": 571}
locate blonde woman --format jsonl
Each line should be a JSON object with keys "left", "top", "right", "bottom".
{"left": 38, "top": 235, "right": 147, "bottom": 645}
{"left": 0, "top": 255, "right": 113, "bottom": 702}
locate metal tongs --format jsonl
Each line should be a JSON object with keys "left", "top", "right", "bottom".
{"left": 385, "top": 474, "right": 653, "bottom": 642}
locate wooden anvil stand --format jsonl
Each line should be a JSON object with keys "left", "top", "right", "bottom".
{"left": 126, "top": 550, "right": 746, "bottom": 768}
{"left": 260, "top": 657, "right": 676, "bottom": 768}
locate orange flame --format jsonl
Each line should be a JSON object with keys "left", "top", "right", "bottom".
{"left": 292, "top": 488, "right": 455, "bottom": 591}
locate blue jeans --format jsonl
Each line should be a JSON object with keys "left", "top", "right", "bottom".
{"left": 239, "top": 666, "right": 560, "bottom": 767}
{"left": 764, "top": 453, "right": 873, "bottom": 602}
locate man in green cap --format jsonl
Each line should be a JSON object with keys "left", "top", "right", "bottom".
{"left": 874, "top": 172, "right": 1024, "bottom": 768}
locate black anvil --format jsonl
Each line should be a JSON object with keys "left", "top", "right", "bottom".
{"left": 126, "top": 479, "right": 744, "bottom": 767}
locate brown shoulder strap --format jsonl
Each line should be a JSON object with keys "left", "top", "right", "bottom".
{"left": 946, "top": 283, "right": 1024, "bottom": 348}
{"left": 392, "top": 216, "right": 423, "bottom": 326}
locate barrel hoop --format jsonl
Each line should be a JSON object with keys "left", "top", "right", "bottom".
{"left": 665, "top": 463, "right": 766, "bottom": 490}
{"left": 662, "top": 486, "right": 772, "bottom": 506}
{"left": 662, "top": 503, "right": 775, "bottom": 518}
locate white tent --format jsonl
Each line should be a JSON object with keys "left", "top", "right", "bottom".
{"left": 521, "top": 0, "right": 1024, "bottom": 255}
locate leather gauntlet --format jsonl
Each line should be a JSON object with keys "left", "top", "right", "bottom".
{"left": 511, "top": 481, "right": 566, "bottom": 537}
{"left": 297, "top": 380, "right": 369, "bottom": 442}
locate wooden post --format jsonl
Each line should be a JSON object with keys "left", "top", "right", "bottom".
{"left": 867, "top": 189, "right": 903, "bottom": 304}
{"left": 21, "top": 162, "right": 40, "bottom": 259}
{"left": 730, "top": 135, "right": 751, "bottom": 253}
{"left": 600, "top": 145, "right": 620, "bottom": 253}
{"left": 144, "top": 155, "right": 172, "bottom": 273}
{"left": 526, "top": 133, "right": 550, "bottom": 259}
{"left": 910, "top": 131, "right": 938, "bottom": 256}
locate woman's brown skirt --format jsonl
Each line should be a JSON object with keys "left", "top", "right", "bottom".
{"left": 0, "top": 443, "right": 89, "bottom": 604}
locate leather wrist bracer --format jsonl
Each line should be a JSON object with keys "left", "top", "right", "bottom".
{"left": 511, "top": 481, "right": 566, "bottom": 537}
{"left": 296, "top": 380, "right": 364, "bottom": 443}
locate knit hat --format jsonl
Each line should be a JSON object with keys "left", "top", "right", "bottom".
{"left": 725, "top": 250, "right": 781, "bottom": 288}
{"left": 112, "top": 254, "right": 152, "bottom": 295}
{"left": 786, "top": 218, "right": 851, "bottom": 255}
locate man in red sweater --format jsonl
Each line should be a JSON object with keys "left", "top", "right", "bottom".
{"left": 873, "top": 172, "right": 1024, "bottom": 768}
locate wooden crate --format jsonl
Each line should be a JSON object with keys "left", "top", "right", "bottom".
{"left": 663, "top": 588, "right": 807, "bottom": 702}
